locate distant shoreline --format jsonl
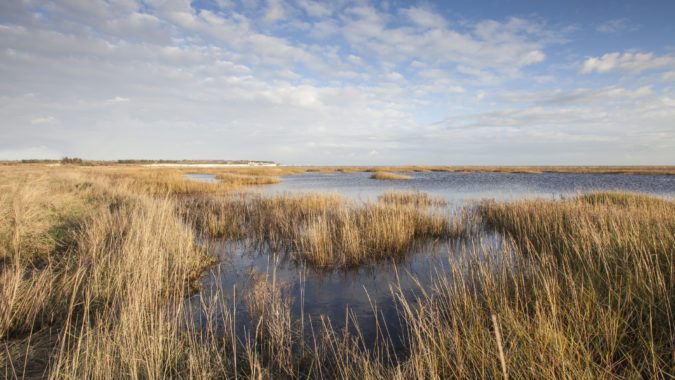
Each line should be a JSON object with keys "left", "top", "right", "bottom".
{"left": 144, "top": 163, "right": 280, "bottom": 168}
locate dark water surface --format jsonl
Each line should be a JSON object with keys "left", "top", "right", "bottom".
{"left": 189, "top": 234, "right": 509, "bottom": 352}
{"left": 188, "top": 171, "right": 674, "bottom": 351}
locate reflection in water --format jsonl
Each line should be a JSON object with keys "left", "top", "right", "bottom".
{"left": 184, "top": 173, "right": 219, "bottom": 183}
{"left": 187, "top": 232, "right": 511, "bottom": 351}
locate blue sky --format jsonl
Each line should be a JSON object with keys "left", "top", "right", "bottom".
{"left": 1, "top": 0, "right": 674, "bottom": 165}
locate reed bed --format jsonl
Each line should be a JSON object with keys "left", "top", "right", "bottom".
{"left": 370, "top": 171, "right": 413, "bottom": 180}
{"left": 1, "top": 167, "right": 213, "bottom": 378}
{"left": 77, "top": 166, "right": 283, "bottom": 196}
{"left": 213, "top": 172, "right": 281, "bottom": 185}
{"left": 378, "top": 190, "right": 447, "bottom": 207}
{"left": 471, "top": 192, "right": 675, "bottom": 378}
{"left": 181, "top": 191, "right": 474, "bottom": 268}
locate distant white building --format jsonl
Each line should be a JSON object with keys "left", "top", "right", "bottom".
{"left": 144, "top": 162, "right": 279, "bottom": 168}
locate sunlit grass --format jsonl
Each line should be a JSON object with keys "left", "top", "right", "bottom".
{"left": 369, "top": 171, "right": 413, "bottom": 180}
{"left": 181, "top": 191, "right": 473, "bottom": 268}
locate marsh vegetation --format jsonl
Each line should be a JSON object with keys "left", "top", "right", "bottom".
{"left": 1, "top": 164, "right": 673, "bottom": 378}
{"left": 369, "top": 171, "right": 413, "bottom": 180}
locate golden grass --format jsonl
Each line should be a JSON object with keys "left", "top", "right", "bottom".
{"left": 466, "top": 192, "right": 675, "bottom": 378}
{"left": 181, "top": 191, "right": 473, "bottom": 268}
{"left": 378, "top": 190, "right": 447, "bottom": 207}
{"left": 369, "top": 171, "right": 413, "bottom": 180}
{"left": 0, "top": 167, "right": 213, "bottom": 377}
{"left": 214, "top": 172, "right": 281, "bottom": 185}
{"left": 2, "top": 163, "right": 673, "bottom": 379}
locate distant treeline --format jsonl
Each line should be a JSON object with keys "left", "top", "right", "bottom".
{"left": 15, "top": 159, "right": 277, "bottom": 165}
{"left": 20, "top": 159, "right": 58, "bottom": 163}
{"left": 61, "top": 157, "right": 84, "bottom": 164}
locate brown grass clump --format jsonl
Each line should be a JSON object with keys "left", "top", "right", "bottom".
{"left": 463, "top": 192, "right": 675, "bottom": 378}
{"left": 0, "top": 167, "right": 213, "bottom": 377}
{"left": 370, "top": 171, "right": 412, "bottom": 180}
{"left": 214, "top": 172, "right": 281, "bottom": 185}
{"left": 181, "top": 191, "right": 472, "bottom": 268}
{"left": 73, "top": 166, "right": 284, "bottom": 197}
{"left": 244, "top": 274, "right": 295, "bottom": 376}
{"left": 378, "top": 190, "right": 447, "bottom": 207}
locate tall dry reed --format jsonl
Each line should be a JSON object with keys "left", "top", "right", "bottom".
{"left": 181, "top": 191, "right": 475, "bottom": 268}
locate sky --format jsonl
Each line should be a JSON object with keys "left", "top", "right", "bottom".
{"left": 1, "top": 0, "right": 674, "bottom": 165}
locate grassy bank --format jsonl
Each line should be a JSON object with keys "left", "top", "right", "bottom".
{"left": 0, "top": 167, "right": 213, "bottom": 378}
{"left": 1, "top": 165, "right": 673, "bottom": 378}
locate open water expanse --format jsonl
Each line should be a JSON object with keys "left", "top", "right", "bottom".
{"left": 259, "top": 170, "right": 675, "bottom": 202}
{"left": 185, "top": 171, "right": 674, "bottom": 350}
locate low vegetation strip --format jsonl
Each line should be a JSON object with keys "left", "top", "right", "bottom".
{"left": 378, "top": 190, "right": 447, "bottom": 207}
{"left": 369, "top": 171, "right": 412, "bottom": 180}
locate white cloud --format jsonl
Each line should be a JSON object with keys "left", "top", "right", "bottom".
{"left": 581, "top": 52, "right": 675, "bottom": 74}
{"left": 296, "top": 0, "right": 331, "bottom": 18}
{"left": 517, "top": 50, "right": 546, "bottom": 65}
{"left": 31, "top": 116, "right": 56, "bottom": 124}
{"left": 262, "top": 0, "right": 286, "bottom": 23}
{"left": 403, "top": 6, "right": 447, "bottom": 30}
{"left": 108, "top": 96, "right": 130, "bottom": 103}
{"left": 500, "top": 86, "right": 654, "bottom": 106}
{"left": 596, "top": 18, "right": 636, "bottom": 34}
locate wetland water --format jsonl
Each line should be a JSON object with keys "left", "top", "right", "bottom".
{"left": 186, "top": 171, "right": 675, "bottom": 350}
{"left": 261, "top": 170, "right": 675, "bottom": 201}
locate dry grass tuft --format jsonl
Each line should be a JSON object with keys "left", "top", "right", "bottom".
{"left": 378, "top": 190, "right": 447, "bottom": 207}
{"left": 181, "top": 191, "right": 474, "bottom": 268}
{"left": 370, "top": 171, "right": 412, "bottom": 180}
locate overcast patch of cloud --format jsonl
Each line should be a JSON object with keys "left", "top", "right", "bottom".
{"left": 581, "top": 52, "right": 675, "bottom": 74}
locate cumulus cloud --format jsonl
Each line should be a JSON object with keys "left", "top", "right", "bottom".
{"left": 581, "top": 52, "right": 675, "bottom": 74}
